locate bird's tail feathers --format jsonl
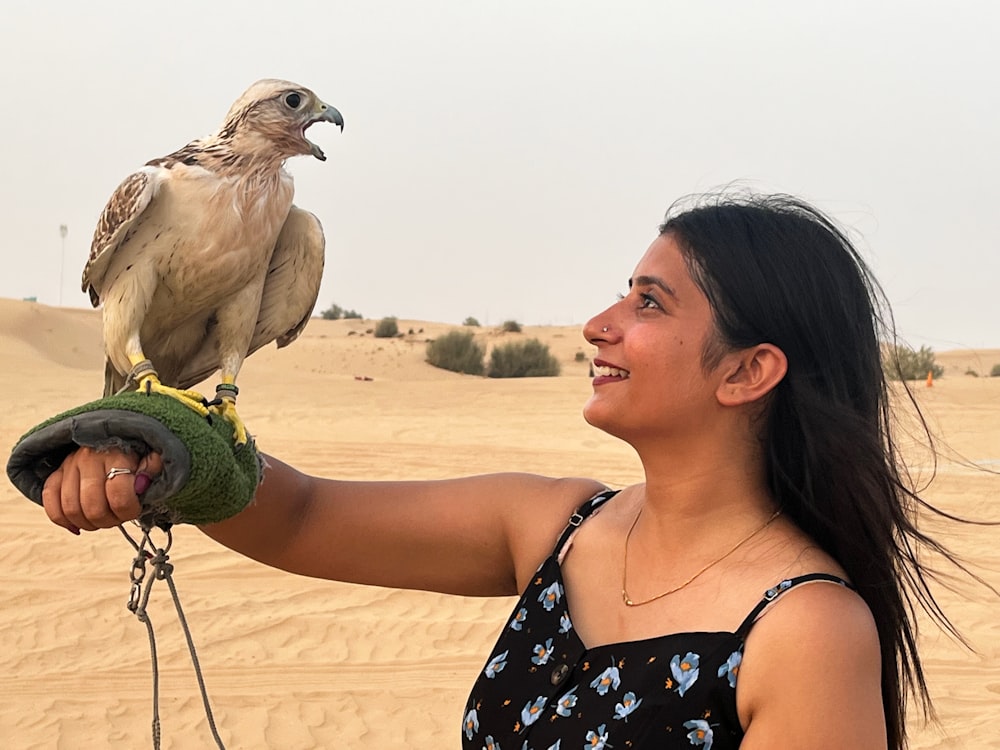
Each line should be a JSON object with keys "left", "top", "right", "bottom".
{"left": 104, "top": 359, "right": 127, "bottom": 398}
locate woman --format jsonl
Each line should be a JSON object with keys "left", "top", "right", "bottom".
{"left": 43, "top": 192, "right": 941, "bottom": 748}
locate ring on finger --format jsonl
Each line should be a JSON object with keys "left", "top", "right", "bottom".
{"left": 106, "top": 467, "right": 134, "bottom": 480}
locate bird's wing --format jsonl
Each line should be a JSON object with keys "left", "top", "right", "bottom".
{"left": 173, "top": 205, "right": 325, "bottom": 387}
{"left": 81, "top": 168, "right": 159, "bottom": 307}
{"left": 256, "top": 205, "right": 327, "bottom": 350}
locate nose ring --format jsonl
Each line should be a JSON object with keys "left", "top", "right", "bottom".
{"left": 602, "top": 326, "right": 609, "bottom": 332}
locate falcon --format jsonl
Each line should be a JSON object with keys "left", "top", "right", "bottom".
{"left": 82, "top": 79, "right": 343, "bottom": 445}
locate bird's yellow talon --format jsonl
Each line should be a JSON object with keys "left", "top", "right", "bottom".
{"left": 210, "top": 398, "right": 249, "bottom": 446}
{"left": 136, "top": 374, "right": 211, "bottom": 418}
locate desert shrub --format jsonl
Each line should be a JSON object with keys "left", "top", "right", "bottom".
{"left": 965, "top": 369, "right": 979, "bottom": 377}
{"left": 488, "top": 339, "right": 561, "bottom": 378}
{"left": 463, "top": 317, "right": 481, "bottom": 327}
{"left": 374, "top": 317, "right": 399, "bottom": 338}
{"left": 574, "top": 351, "right": 587, "bottom": 362}
{"left": 882, "top": 343, "right": 944, "bottom": 381}
{"left": 500, "top": 319, "right": 522, "bottom": 333}
{"left": 320, "top": 303, "right": 343, "bottom": 320}
{"left": 320, "top": 303, "right": 362, "bottom": 320}
{"left": 426, "top": 330, "right": 485, "bottom": 375}
{"left": 991, "top": 364, "right": 1000, "bottom": 377}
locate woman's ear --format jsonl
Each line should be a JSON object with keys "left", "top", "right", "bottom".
{"left": 715, "top": 343, "right": 788, "bottom": 407}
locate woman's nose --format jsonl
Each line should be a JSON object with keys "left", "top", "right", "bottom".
{"left": 583, "top": 314, "right": 613, "bottom": 345}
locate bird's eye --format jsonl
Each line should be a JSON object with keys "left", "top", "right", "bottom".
{"left": 284, "top": 92, "right": 302, "bottom": 109}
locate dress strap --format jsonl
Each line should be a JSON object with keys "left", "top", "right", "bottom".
{"left": 553, "top": 489, "right": 619, "bottom": 562}
{"left": 735, "top": 573, "right": 854, "bottom": 639}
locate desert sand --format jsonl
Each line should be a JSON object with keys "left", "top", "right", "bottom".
{"left": 1, "top": 298, "right": 997, "bottom": 748}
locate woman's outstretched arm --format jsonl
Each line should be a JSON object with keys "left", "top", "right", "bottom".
{"left": 42, "top": 447, "right": 604, "bottom": 597}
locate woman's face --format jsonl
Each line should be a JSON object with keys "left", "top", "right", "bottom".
{"left": 582, "top": 233, "right": 727, "bottom": 445}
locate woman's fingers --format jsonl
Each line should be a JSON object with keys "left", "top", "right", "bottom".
{"left": 41, "top": 463, "right": 77, "bottom": 534}
{"left": 134, "top": 452, "right": 164, "bottom": 496}
{"left": 43, "top": 447, "right": 98, "bottom": 532}
{"left": 100, "top": 457, "right": 144, "bottom": 526}
{"left": 41, "top": 447, "right": 155, "bottom": 533}
{"left": 72, "top": 447, "right": 132, "bottom": 530}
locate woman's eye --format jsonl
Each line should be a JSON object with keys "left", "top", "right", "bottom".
{"left": 285, "top": 92, "right": 302, "bottom": 109}
{"left": 616, "top": 290, "right": 659, "bottom": 308}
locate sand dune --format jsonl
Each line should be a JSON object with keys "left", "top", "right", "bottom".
{"left": 1, "top": 299, "right": 998, "bottom": 748}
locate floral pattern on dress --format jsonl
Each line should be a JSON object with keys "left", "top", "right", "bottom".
{"left": 510, "top": 608, "right": 528, "bottom": 631}
{"left": 670, "top": 652, "right": 700, "bottom": 697}
{"left": 555, "top": 686, "right": 579, "bottom": 717}
{"left": 584, "top": 723, "right": 610, "bottom": 749}
{"left": 559, "top": 612, "right": 573, "bottom": 635}
{"left": 717, "top": 651, "right": 741, "bottom": 689}
{"left": 462, "top": 490, "right": 849, "bottom": 749}
{"left": 538, "top": 581, "right": 563, "bottom": 612}
{"left": 521, "top": 696, "right": 548, "bottom": 727}
{"left": 485, "top": 650, "right": 509, "bottom": 679}
{"left": 532, "top": 638, "right": 554, "bottom": 666}
{"left": 589, "top": 663, "right": 622, "bottom": 696}
{"left": 464, "top": 708, "right": 480, "bottom": 740}
{"left": 613, "top": 691, "right": 643, "bottom": 721}
{"left": 684, "top": 719, "right": 715, "bottom": 748}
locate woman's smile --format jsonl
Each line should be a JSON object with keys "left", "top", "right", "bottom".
{"left": 592, "top": 359, "right": 630, "bottom": 384}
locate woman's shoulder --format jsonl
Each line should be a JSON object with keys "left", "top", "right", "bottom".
{"left": 493, "top": 474, "right": 610, "bottom": 591}
{"left": 735, "top": 572, "right": 885, "bottom": 745}
{"left": 740, "top": 529, "right": 874, "bottom": 667}
{"left": 488, "top": 472, "right": 610, "bottom": 514}
{"left": 744, "top": 573, "right": 875, "bottom": 643}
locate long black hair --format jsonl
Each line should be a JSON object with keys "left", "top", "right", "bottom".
{"left": 661, "top": 190, "right": 964, "bottom": 749}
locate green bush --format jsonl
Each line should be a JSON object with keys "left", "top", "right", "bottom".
{"left": 320, "top": 303, "right": 343, "bottom": 320}
{"left": 991, "top": 364, "right": 1000, "bottom": 377}
{"left": 883, "top": 344, "right": 944, "bottom": 381}
{"left": 426, "top": 330, "right": 486, "bottom": 375}
{"left": 463, "top": 317, "right": 481, "bottom": 327}
{"left": 488, "top": 339, "right": 561, "bottom": 378}
{"left": 374, "top": 317, "right": 399, "bottom": 338}
{"left": 500, "top": 319, "right": 522, "bottom": 333}
{"left": 320, "top": 303, "right": 362, "bottom": 320}
{"left": 574, "top": 351, "right": 587, "bottom": 362}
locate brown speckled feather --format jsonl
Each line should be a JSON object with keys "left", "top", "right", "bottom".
{"left": 82, "top": 170, "right": 156, "bottom": 308}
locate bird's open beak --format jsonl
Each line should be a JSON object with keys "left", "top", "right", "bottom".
{"left": 304, "top": 101, "right": 344, "bottom": 161}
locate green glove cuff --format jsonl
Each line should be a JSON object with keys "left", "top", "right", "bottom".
{"left": 6, "top": 391, "right": 263, "bottom": 527}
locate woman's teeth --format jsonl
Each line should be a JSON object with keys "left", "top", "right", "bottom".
{"left": 594, "top": 365, "right": 629, "bottom": 378}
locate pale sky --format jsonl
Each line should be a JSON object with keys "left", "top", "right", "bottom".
{"left": 2, "top": 0, "right": 998, "bottom": 348}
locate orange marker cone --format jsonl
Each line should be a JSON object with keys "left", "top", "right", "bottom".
{"left": 926, "top": 371, "right": 934, "bottom": 388}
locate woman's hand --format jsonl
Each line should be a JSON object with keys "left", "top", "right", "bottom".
{"left": 41, "top": 448, "right": 163, "bottom": 534}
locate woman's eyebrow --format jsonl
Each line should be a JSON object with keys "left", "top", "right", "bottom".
{"left": 628, "top": 275, "right": 678, "bottom": 299}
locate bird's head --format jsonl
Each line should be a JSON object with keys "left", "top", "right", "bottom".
{"left": 219, "top": 79, "right": 344, "bottom": 162}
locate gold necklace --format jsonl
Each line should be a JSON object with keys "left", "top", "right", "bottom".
{"left": 621, "top": 506, "right": 782, "bottom": 607}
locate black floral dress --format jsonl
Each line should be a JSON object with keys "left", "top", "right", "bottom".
{"left": 462, "top": 490, "right": 851, "bottom": 750}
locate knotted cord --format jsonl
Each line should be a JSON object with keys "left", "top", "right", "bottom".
{"left": 119, "top": 524, "right": 227, "bottom": 749}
